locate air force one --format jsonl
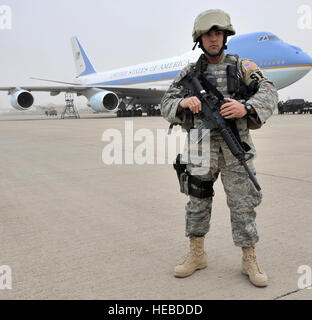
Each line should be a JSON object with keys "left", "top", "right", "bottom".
{"left": 1, "top": 32, "right": 312, "bottom": 116}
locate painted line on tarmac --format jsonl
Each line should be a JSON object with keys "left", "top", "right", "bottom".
{"left": 273, "top": 285, "right": 312, "bottom": 300}
{"left": 258, "top": 172, "right": 312, "bottom": 184}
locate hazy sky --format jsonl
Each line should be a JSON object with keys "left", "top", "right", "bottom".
{"left": 1, "top": 0, "right": 312, "bottom": 108}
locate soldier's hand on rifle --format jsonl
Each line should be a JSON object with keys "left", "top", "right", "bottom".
{"left": 220, "top": 98, "right": 247, "bottom": 119}
{"left": 179, "top": 97, "right": 202, "bottom": 114}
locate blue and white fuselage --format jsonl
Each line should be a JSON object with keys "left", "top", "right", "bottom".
{"left": 1, "top": 32, "right": 312, "bottom": 113}
{"left": 77, "top": 32, "right": 312, "bottom": 92}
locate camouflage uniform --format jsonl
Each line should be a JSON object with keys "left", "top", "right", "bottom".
{"left": 161, "top": 53, "right": 278, "bottom": 247}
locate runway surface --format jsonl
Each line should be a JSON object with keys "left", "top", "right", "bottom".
{"left": 0, "top": 112, "right": 311, "bottom": 300}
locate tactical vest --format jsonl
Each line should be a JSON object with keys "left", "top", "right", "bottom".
{"left": 178, "top": 53, "right": 258, "bottom": 135}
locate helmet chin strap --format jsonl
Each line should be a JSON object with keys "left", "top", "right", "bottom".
{"left": 193, "top": 32, "right": 228, "bottom": 57}
{"left": 198, "top": 38, "right": 227, "bottom": 57}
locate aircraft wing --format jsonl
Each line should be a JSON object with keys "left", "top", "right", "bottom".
{"left": 0, "top": 85, "right": 166, "bottom": 98}
{"left": 0, "top": 85, "right": 88, "bottom": 93}
{"left": 94, "top": 85, "right": 166, "bottom": 98}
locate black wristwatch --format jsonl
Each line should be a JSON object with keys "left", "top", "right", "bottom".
{"left": 244, "top": 103, "right": 253, "bottom": 115}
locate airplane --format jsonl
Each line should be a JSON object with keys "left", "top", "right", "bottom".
{"left": 226, "top": 32, "right": 312, "bottom": 90}
{"left": 1, "top": 32, "right": 312, "bottom": 117}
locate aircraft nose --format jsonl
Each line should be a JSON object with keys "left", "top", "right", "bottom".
{"left": 294, "top": 49, "right": 312, "bottom": 67}
{"left": 304, "top": 52, "right": 312, "bottom": 66}
{"left": 276, "top": 44, "right": 312, "bottom": 89}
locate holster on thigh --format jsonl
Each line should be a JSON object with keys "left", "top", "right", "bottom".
{"left": 174, "top": 154, "right": 215, "bottom": 199}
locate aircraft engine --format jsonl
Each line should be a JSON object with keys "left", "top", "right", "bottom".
{"left": 10, "top": 90, "right": 34, "bottom": 111}
{"left": 88, "top": 90, "right": 119, "bottom": 112}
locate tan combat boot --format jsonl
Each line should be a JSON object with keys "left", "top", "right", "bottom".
{"left": 174, "top": 236, "right": 207, "bottom": 278}
{"left": 242, "top": 246, "right": 268, "bottom": 287}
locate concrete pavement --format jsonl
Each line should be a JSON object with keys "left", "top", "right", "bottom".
{"left": 0, "top": 112, "right": 311, "bottom": 300}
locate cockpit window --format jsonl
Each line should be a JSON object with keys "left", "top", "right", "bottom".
{"left": 268, "top": 35, "right": 280, "bottom": 41}
{"left": 258, "top": 35, "right": 280, "bottom": 42}
{"left": 258, "top": 35, "right": 268, "bottom": 42}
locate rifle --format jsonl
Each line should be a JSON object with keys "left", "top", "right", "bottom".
{"left": 179, "top": 70, "right": 261, "bottom": 192}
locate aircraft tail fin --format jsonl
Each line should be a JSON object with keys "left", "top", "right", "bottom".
{"left": 71, "top": 36, "right": 96, "bottom": 77}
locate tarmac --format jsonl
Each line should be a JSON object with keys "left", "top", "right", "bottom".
{"left": 0, "top": 111, "right": 311, "bottom": 300}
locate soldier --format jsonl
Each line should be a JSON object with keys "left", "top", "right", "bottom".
{"left": 161, "top": 9, "right": 278, "bottom": 287}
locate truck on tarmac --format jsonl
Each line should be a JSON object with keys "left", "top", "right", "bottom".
{"left": 278, "top": 99, "right": 312, "bottom": 114}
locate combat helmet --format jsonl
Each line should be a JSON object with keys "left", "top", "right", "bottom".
{"left": 192, "top": 9, "right": 236, "bottom": 56}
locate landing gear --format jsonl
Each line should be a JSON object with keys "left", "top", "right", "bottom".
{"left": 116, "top": 99, "right": 142, "bottom": 118}
{"left": 117, "top": 108, "right": 143, "bottom": 117}
{"left": 116, "top": 101, "right": 161, "bottom": 117}
{"left": 115, "top": 95, "right": 162, "bottom": 118}
{"left": 146, "top": 107, "right": 161, "bottom": 116}
{"left": 144, "top": 104, "right": 161, "bottom": 116}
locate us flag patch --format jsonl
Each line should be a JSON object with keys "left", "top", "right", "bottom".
{"left": 243, "top": 61, "right": 258, "bottom": 70}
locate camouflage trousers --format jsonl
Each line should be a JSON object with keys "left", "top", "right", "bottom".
{"left": 185, "top": 148, "right": 262, "bottom": 247}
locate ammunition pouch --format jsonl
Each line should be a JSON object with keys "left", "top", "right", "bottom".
{"left": 173, "top": 154, "right": 215, "bottom": 199}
